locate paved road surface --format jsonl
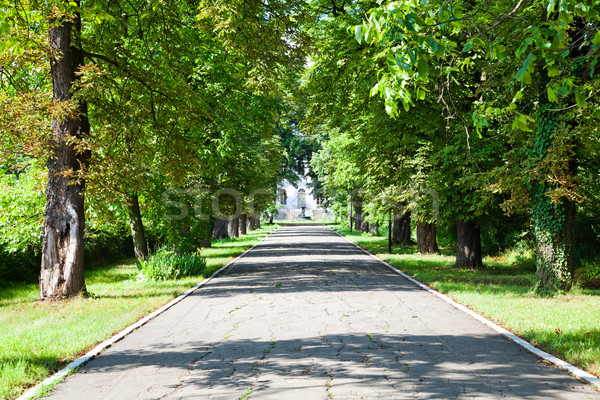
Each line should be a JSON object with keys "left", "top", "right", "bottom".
{"left": 46, "top": 225, "right": 599, "bottom": 399}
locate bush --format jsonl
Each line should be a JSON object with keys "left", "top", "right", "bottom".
{"left": 576, "top": 263, "right": 600, "bottom": 288}
{"left": 137, "top": 250, "right": 206, "bottom": 281}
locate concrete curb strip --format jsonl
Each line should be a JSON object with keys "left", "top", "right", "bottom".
{"left": 331, "top": 228, "right": 600, "bottom": 390}
{"left": 17, "top": 228, "right": 279, "bottom": 400}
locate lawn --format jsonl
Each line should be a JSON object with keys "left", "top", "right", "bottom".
{"left": 0, "top": 225, "right": 278, "bottom": 400}
{"left": 332, "top": 225, "right": 600, "bottom": 381}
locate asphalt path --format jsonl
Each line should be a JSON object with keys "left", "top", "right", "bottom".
{"left": 45, "top": 225, "right": 600, "bottom": 399}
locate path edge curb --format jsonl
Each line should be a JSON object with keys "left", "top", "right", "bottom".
{"left": 16, "top": 227, "right": 280, "bottom": 400}
{"left": 330, "top": 227, "right": 600, "bottom": 390}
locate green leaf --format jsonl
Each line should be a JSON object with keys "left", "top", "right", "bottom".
{"left": 516, "top": 53, "right": 533, "bottom": 83}
{"left": 575, "top": 91, "right": 585, "bottom": 108}
{"left": 512, "top": 114, "right": 532, "bottom": 132}
{"left": 417, "top": 58, "right": 429, "bottom": 77}
{"left": 354, "top": 25, "right": 362, "bottom": 44}
{"left": 547, "top": 87, "right": 558, "bottom": 102}
{"left": 547, "top": 65, "right": 561, "bottom": 77}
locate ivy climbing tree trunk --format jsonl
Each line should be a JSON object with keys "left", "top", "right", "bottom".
{"left": 455, "top": 220, "right": 483, "bottom": 268}
{"left": 128, "top": 193, "right": 148, "bottom": 262}
{"left": 39, "top": 12, "right": 90, "bottom": 300}
{"left": 417, "top": 222, "right": 438, "bottom": 255}
{"left": 531, "top": 101, "right": 575, "bottom": 292}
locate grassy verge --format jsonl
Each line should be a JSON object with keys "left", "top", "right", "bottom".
{"left": 332, "top": 225, "right": 600, "bottom": 379}
{"left": 0, "top": 225, "right": 278, "bottom": 400}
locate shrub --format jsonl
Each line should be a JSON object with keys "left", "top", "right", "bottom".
{"left": 576, "top": 263, "right": 600, "bottom": 288}
{"left": 137, "top": 250, "right": 206, "bottom": 281}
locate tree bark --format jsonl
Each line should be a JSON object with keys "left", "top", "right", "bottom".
{"left": 455, "top": 220, "right": 483, "bottom": 268}
{"left": 417, "top": 222, "right": 438, "bottom": 255}
{"left": 238, "top": 214, "right": 247, "bottom": 236}
{"left": 39, "top": 12, "right": 90, "bottom": 300}
{"left": 253, "top": 213, "right": 261, "bottom": 229}
{"left": 127, "top": 193, "right": 148, "bottom": 262}
{"left": 354, "top": 203, "right": 363, "bottom": 230}
{"left": 227, "top": 217, "right": 239, "bottom": 238}
{"left": 213, "top": 218, "right": 228, "bottom": 239}
{"left": 369, "top": 222, "right": 379, "bottom": 236}
{"left": 393, "top": 205, "right": 411, "bottom": 244}
{"left": 360, "top": 213, "right": 369, "bottom": 233}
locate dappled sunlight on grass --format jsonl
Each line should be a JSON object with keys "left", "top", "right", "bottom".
{"left": 333, "top": 224, "right": 600, "bottom": 378}
{"left": 0, "top": 224, "right": 278, "bottom": 399}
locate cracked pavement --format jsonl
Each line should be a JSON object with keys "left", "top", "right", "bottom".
{"left": 45, "top": 225, "right": 600, "bottom": 399}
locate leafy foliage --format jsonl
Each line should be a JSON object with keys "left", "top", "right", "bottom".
{"left": 136, "top": 250, "right": 206, "bottom": 281}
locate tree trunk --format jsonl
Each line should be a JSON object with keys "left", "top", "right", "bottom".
{"left": 531, "top": 101, "right": 575, "bottom": 292}
{"left": 269, "top": 213, "right": 273, "bottom": 224}
{"left": 417, "top": 222, "right": 438, "bottom": 255}
{"left": 369, "top": 222, "right": 379, "bottom": 236}
{"left": 213, "top": 218, "right": 228, "bottom": 239}
{"left": 360, "top": 213, "right": 369, "bottom": 233}
{"left": 253, "top": 213, "right": 261, "bottom": 229}
{"left": 127, "top": 193, "right": 148, "bottom": 262}
{"left": 455, "top": 220, "right": 483, "bottom": 268}
{"left": 239, "top": 214, "right": 247, "bottom": 236}
{"left": 354, "top": 203, "right": 363, "bottom": 230}
{"left": 393, "top": 205, "right": 411, "bottom": 244}
{"left": 227, "top": 217, "right": 239, "bottom": 238}
{"left": 39, "top": 13, "right": 90, "bottom": 300}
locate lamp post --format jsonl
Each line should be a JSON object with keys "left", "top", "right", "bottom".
{"left": 349, "top": 188, "right": 353, "bottom": 232}
{"left": 388, "top": 208, "right": 392, "bottom": 253}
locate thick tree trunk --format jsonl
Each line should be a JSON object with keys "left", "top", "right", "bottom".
{"left": 213, "top": 218, "right": 228, "bottom": 239}
{"left": 253, "top": 213, "right": 261, "bottom": 229}
{"left": 393, "top": 205, "right": 411, "bottom": 244}
{"left": 227, "top": 217, "right": 239, "bottom": 238}
{"left": 127, "top": 193, "right": 148, "bottom": 262}
{"left": 360, "top": 213, "right": 369, "bottom": 233}
{"left": 455, "top": 220, "right": 483, "bottom": 268}
{"left": 239, "top": 214, "right": 247, "bottom": 236}
{"left": 369, "top": 222, "right": 379, "bottom": 236}
{"left": 39, "top": 13, "right": 89, "bottom": 300}
{"left": 417, "top": 222, "right": 438, "bottom": 255}
{"left": 532, "top": 102, "right": 575, "bottom": 291}
{"left": 354, "top": 203, "right": 363, "bottom": 230}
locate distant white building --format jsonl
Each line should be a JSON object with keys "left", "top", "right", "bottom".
{"left": 275, "top": 175, "right": 326, "bottom": 220}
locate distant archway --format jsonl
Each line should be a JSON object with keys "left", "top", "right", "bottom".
{"left": 297, "top": 188, "right": 306, "bottom": 208}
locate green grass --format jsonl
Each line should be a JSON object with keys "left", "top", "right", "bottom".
{"left": 332, "top": 225, "right": 600, "bottom": 380}
{"left": 0, "top": 225, "right": 277, "bottom": 400}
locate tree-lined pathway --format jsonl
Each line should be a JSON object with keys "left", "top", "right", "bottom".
{"left": 46, "top": 225, "right": 599, "bottom": 399}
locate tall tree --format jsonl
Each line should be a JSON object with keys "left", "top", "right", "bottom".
{"left": 40, "top": 5, "right": 90, "bottom": 299}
